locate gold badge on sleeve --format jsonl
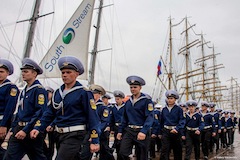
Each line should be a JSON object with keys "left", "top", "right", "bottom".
{"left": 103, "top": 109, "right": 109, "bottom": 117}
{"left": 91, "top": 130, "right": 98, "bottom": 138}
{"left": 38, "top": 94, "right": 45, "bottom": 105}
{"left": 90, "top": 99, "right": 96, "bottom": 110}
{"left": 148, "top": 103, "right": 153, "bottom": 111}
{"left": 10, "top": 88, "right": 17, "bottom": 96}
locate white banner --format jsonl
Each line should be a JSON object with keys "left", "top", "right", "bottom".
{"left": 39, "top": 0, "right": 95, "bottom": 79}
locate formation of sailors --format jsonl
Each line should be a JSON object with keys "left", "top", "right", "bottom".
{"left": 0, "top": 56, "right": 239, "bottom": 160}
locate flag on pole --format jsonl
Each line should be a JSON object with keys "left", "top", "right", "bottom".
{"left": 157, "top": 60, "right": 162, "bottom": 76}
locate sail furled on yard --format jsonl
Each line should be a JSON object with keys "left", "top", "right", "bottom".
{"left": 38, "top": 0, "right": 95, "bottom": 79}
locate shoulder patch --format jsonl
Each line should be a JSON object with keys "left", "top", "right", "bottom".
{"left": 38, "top": 85, "right": 43, "bottom": 88}
{"left": 148, "top": 103, "right": 153, "bottom": 111}
{"left": 91, "top": 130, "right": 98, "bottom": 138}
{"left": 103, "top": 109, "right": 109, "bottom": 117}
{"left": 38, "top": 94, "right": 45, "bottom": 105}
{"left": 90, "top": 99, "right": 96, "bottom": 110}
{"left": 10, "top": 88, "right": 17, "bottom": 96}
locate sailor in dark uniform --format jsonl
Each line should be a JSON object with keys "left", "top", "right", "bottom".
{"left": 43, "top": 86, "right": 55, "bottom": 160}
{"left": 230, "top": 111, "right": 237, "bottom": 147}
{"left": 159, "top": 90, "right": 186, "bottom": 160}
{"left": 149, "top": 102, "right": 161, "bottom": 159}
{"left": 117, "top": 75, "right": 154, "bottom": 160}
{"left": 30, "top": 56, "right": 100, "bottom": 160}
{"left": 220, "top": 110, "right": 227, "bottom": 148}
{"left": 183, "top": 100, "right": 204, "bottom": 160}
{"left": 199, "top": 101, "right": 216, "bottom": 160}
{"left": 225, "top": 111, "right": 235, "bottom": 148}
{"left": 111, "top": 90, "right": 125, "bottom": 159}
{"left": 89, "top": 85, "right": 114, "bottom": 160}
{"left": 209, "top": 103, "right": 221, "bottom": 153}
{"left": 5, "top": 58, "right": 48, "bottom": 160}
{"left": 0, "top": 59, "right": 19, "bottom": 159}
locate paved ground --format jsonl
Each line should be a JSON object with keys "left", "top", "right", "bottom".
{"left": 4, "top": 132, "right": 240, "bottom": 159}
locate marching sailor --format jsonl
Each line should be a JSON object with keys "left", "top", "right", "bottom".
{"left": 117, "top": 75, "right": 154, "bottom": 160}
{"left": 0, "top": 58, "right": 19, "bottom": 159}
{"left": 30, "top": 56, "right": 100, "bottom": 160}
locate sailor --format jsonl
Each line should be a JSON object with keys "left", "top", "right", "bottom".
{"left": 209, "top": 103, "right": 221, "bottom": 153}
{"left": 4, "top": 58, "right": 47, "bottom": 160}
{"left": 230, "top": 111, "right": 237, "bottom": 148}
{"left": 159, "top": 90, "right": 186, "bottom": 160}
{"left": 199, "top": 101, "right": 216, "bottom": 160}
{"left": 110, "top": 90, "right": 125, "bottom": 159}
{"left": 0, "top": 58, "right": 19, "bottom": 159}
{"left": 89, "top": 84, "right": 114, "bottom": 160}
{"left": 44, "top": 86, "right": 55, "bottom": 160}
{"left": 183, "top": 100, "right": 204, "bottom": 160}
{"left": 230, "top": 111, "right": 237, "bottom": 146}
{"left": 30, "top": 56, "right": 100, "bottom": 160}
{"left": 225, "top": 111, "right": 235, "bottom": 148}
{"left": 149, "top": 102, "right": 161, "bottom": 159}
{"left": 179, "top": 102, "right": 188, "bottom": 114}
{"left": 117, "top": 75, "right": 154, "bottom": 160}
{"left": 220, "top": 111, "right": 227, "bottom": 148}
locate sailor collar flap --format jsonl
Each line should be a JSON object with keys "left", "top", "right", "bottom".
{"left": 52, "top": 85, "right": 84, "bottom": 110}
{"left": 129, "top": 94, "right": 148, "bottom": 105}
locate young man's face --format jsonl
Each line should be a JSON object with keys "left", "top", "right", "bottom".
{"left": 115, "top": 97, "right": 123, "bottom": 105}
{"left": 61, "top": 69, "right": 78, "bottom": 85}
{"left": 102, "top": 98, "right": 109, "bottom": 105}
{"left": 188, "top": 105, "right": 195, "bottom": 113}
{"left": 167, "top": 97, "right": 176, "bottom": 105}
{"left": 21, "top": 69, "right": 37, "bottom": 82}
{"left": 130, "top": 85, "right": 141, "bottom": 95}
{"left": 0, "top": 68, "right": 9, "bottom": 82}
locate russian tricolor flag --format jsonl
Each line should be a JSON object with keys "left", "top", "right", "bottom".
{"left": 157, "top": 60, "right": 162, "bottom": 76}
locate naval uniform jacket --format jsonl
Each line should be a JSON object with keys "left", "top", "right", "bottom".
{"left": 110, "top": 103, "right": 125, "bottom": 128}
{"left": 210, "top": 111, "right": 222, "bottom": 130}
{"left": 184, "top": 112, "right": 204, "bottom": 135}
{"left": 0, "top": 79, "right": 19, "bottom": 127}
{"left": 160, "top": 104, "right": 186, "bottom": 135}
{"left": 13, "top": 80, "right": 47, "bottom": 134}
{"left": 118, "top": 93, "right": 154, "bottom": 135}
{"left": 37, "top": 81, "right": 101, "bottom": 144}
{"left": 199, "top": 111, "right": 216, "bottom": 133}
{"left": 96, "top": 99, "right": 110, "bottom": 132}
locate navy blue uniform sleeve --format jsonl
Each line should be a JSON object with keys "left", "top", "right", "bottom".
{"left": 199, "top": 114, "right": 204, "bottom": 131}
{"left": 85, "top": 91, "right": 101, "bottom": 144}
{"left": 151, "top": 112, "right": 160, "bottom": 135}
{"left": 1, "top": 85, "right": 19, "bottom": 127}
{"left": 98, "top": 105, "right": 110, "bottom": 131}
{"left": 118, "top": 105, "right": 128, "bottom": 133}
{"left": 211, "top": 115, "right": 216, "bottom": 133}
{"left": 36, "top": 105, "right": 56, "bottom": 132}
{"left": 22, "top": 88, "right": 48, "bottom": 134}
{"left": 140, "top": 100, "right": 154, "bottom": 134}
{"left": 175, "top": 108, "right": 186, "bottom": 132}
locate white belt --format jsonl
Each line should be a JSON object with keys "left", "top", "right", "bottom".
{"left": 227, "top": 127, "right": 233, "bottom": 129}
{"left": 115, "top": 123, "right": 120, "bottom": 126}
{"left": 204, "top": 125, "right": 211, "bottom": 129}
{"left": 128, "top": 125, "right": 143, "bottom": 129}
{"left": 186, "top": 126, "right": 198, "bottom": 131}
{"left": 164, "top": 125, "right": 176, "bottom": 130}
{"left": 18, "top": 121, "right": 28, "bottom": 126}
{"left": 0, "top": 115, "right": 3, "bottom": 120}
{"left": 55, "top": 125, "right": 86, "bottom": 133}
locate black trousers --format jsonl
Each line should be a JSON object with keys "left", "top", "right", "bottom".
{"left": 112, "top": 125, "right": 121, "bottom": 159}
{"left": 210, "top": 131, "right": 219, "bottom": 151}
{"left": 201, "top": 128, "right": 211, "bottom": 157}
{"left": 54, "top": 130, "right": 87, "bottom": 160}
{"left": 99, "top": 131, "right": 115, "bottom": 160}
{"left": 160, "top": 128, "right": 182, "bottom": 160}
{"left": 185, "top": 130, "right": 200, "bottom": 160}
{"left": 226, "top": 129, "right": 233, "bottom": 146}
{"left": 119, "top": 127, "right": 150, "bottom": 160}
{"left": 4, "top": 125, "right": 47, "bottom": 160}
{"left": 43, "top": 131, "right": 56, "bottom": 160}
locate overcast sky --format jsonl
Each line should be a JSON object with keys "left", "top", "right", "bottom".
{"left": 0, "top": 0, "right": 240, "bottom": 99}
